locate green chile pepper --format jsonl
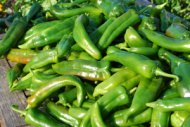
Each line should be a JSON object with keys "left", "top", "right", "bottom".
{"left": 124, "top": 26, "right": 150, "bottom": 47}
{"left": 0, "top": 17, "right": 27, "bottom": 57}
{"left": 68, "top": 107, "right": 87, "bottom": 119}
{"left": 123, "top": 77, "right": 163, "bottom": 121}
{"left": 27, "top": 75, "right": 85, "bottom": 108}
{"left": 52, "top": 59, "right": 111, "bottom": 81}
{"left": 98, "top": 9, "right": 140, "bottom": 49}
{"left": 147, "top": 97, "right": 190, "bottom": 111}
{"left": 55, "top": 34, "right": 75, "bottom": 58}
{"left": 7, "top": 48, "right": 38, "bottom": 64}
{"left": 50, "top": 5, "right": 102, "bottom": 19}
{"left": 57, "top": 88, "right": 77, "bottom": 107}
{"left": 121, "top": 47, "right": 158, "bottom": 56}
{"left": 103, "top": 49, "right": 178, "bottom": 80}
{"left": 6, "top": 63, "right": 24, "bottom": 89}
{"left": 93, "top": 68, "right": 136, "bottom": 96}
{"left": 182, "top": 115, "right": 190, "bottom": 127}
{"left": 166, "top": 23, "right": 190, "bottom": 39}
{"left": 73, "top": 14, "right": 102, "bottom": 59}
{"left": 11, "top": 105, "right": 67, "bottom": 127}
{"left": 91, "top": 102, "right": 107, "bottom": 127}
{"left": 80, "top": 86, "right": 130, "bottom": 127}
{"left": 141, "top": 29, "right": 190, "bottom": 52}
{"left": 47, "top": 101, "right": 80, "bottom": 127}
{"left": 121, "top": 75, "right": 141, "bottom": 91}
{"left": 158, "top": 48, "right": 190, "bottom": 97}
{"left": 110, "top": 108, "right": 152, "bottom": 127}
{"left": 19, "top": 16, "right": 76, "bottom": 49}
{"left": 138, "top": 16, "right": 157, "bottom": 31}
{"left": 66, "top": 51, "right": 95, "bottom": 61}
{"left": 89, "top": 18, "right": 115, "bottom": 44}
{"left": 171, "top": 111, "right": 190, "bottom": 127}
{"left": 23, "top": 49, "right": 58, "bottom": 73}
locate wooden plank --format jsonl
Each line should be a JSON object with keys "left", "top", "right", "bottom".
{"left": 0, "top": 58, "right": 29, "bottom": 127}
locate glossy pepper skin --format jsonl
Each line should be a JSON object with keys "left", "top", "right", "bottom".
{"left": 103, "top": 49, "right": 178, "bottom": 80}
{"left": 141, "top": 29, "right": 190, "bottom": 53}
{"left": 6, "top": 63, "right": 24, "bottom": 89}
{"left": 50, "top": 5, "right": 102, "bottom": 19}
{"left": 7, "top": 48, "right": 38, "bottom": 64}
{"left": 91, "top": 102, "right": 107, "bottom": 127}
{"left": 110, "top": 108, "right": 152, "bottom": 127}
{"left": 93, "top": 68, "right": 136, "bottom": 96}
{"left": 89, "top": 18, "right": 114, "bottom": 44}
{"left": 121, "top": 77, "right": 163, "bottom": 121}
{"left": 124, "top": 26, "right": 150, "bottom": 47}
{"left": 11, "top": 105, "right": 68, "bottom": 127}
{"left": 55, "top": 34, "right": 75, "bottom": 58}
{"left": 171, "top": 111, "right": 190, "bottom": 127}
{"left": 98, "top": 9, "right": 140, "bottom": 50}
{"left": 73, "top": 14, "right": 102, "bottom": 59}
{"left": 52, "top": 59, "right": 111, "bottom": 81}
{"left": 68, "top": 107, "right": 87, "bottom": 120}
{"left": 147, "top": 97, "right": 190, "bottom": 111}
{"left": 80, "top": 86, "right": 130, "bottom": 127}
{"left": 46, "top": 102, "right": 80, "bottom": 127}
{"left": 27, "top": 75, "right": 85, "bottom": 108}
{"left": 158, "top": 48, "right": 190, "bottom": 97}
{"left": 19, "top": 16, "right": 76, "bottom": 49}
{"left": 23, "top": 49, "right": 58, "bottom": 73}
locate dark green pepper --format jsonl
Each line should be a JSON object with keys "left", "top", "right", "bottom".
{"left": 52, "top": 59, "right": 110, "bottom": 81}
{"left": 6, "top": 63, "right": 24, "bottom": 89}
{"left": 158, "top": 48, "right": 190, "bottom": 97}
{"left": 27, "top": 75, "right": 85, "bottom": 108}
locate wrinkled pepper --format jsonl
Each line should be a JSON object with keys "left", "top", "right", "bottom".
{"left": 171, "top": 111, "right": 190, "bottom": 127}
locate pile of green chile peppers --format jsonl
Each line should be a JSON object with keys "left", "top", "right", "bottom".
{"left": 2, "top": 0, "right": 190, "bottom": 127}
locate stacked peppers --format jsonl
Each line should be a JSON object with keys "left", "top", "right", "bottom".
{"left": 1, "top": 0, "right": 190, "bottom": 127}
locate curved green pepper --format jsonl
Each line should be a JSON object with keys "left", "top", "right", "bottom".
{"left": 23, "top": 49, "right": 58, "bottom": 73}
{"left": 123, "top": 77, "right": 163, "bottom": 121}
{"left": 141, "top": 29, "right": 190, "bottom": 52}
{"left": 124, "top": 26, "right": 150, "bottom": 47}
{"left": 52, "top": 59, "right": 110, "bottom": 81}
{"left": 171, "top": 111, "right": 190, "bottom": 127}
{"left": 69, "top": 107, "right": 87, "bottom": 120}
{"left": 11, "top": 105, "right": 67, "bottom": 127}
{"left": 103, "top": 49, "right": 178, "bottom": 80}
{"left": 98, "top": 9, "right": 140, "bottom": 50}
{"left": 158, "top": 48, "right": 190, "bottom": 97}
{"left": 73, "top": 14, "right": 102, "bottom": 59}
{"left": 147, "top": 97, "right": 190, "bottom": 111}
{"left": 93, "top": 68, "right": 136, "bottom": 96}
{"left": 47, "top": 101, "right": 80, "bottom": 127}
{"left": 27, "top": 75, "right": 85, "bottom": 108}
{"left": 91, "top": 102, "right": 107, "bottom": 127}
{"left": 50, "top": 5, "right": 102, "bottom": 19}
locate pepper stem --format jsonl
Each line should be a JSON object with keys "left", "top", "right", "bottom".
{"left": 155, "top": 68, "right": 179, "bottom": 82}
{"left": 11, "top": 105, "right": 26, "bottom": 116}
